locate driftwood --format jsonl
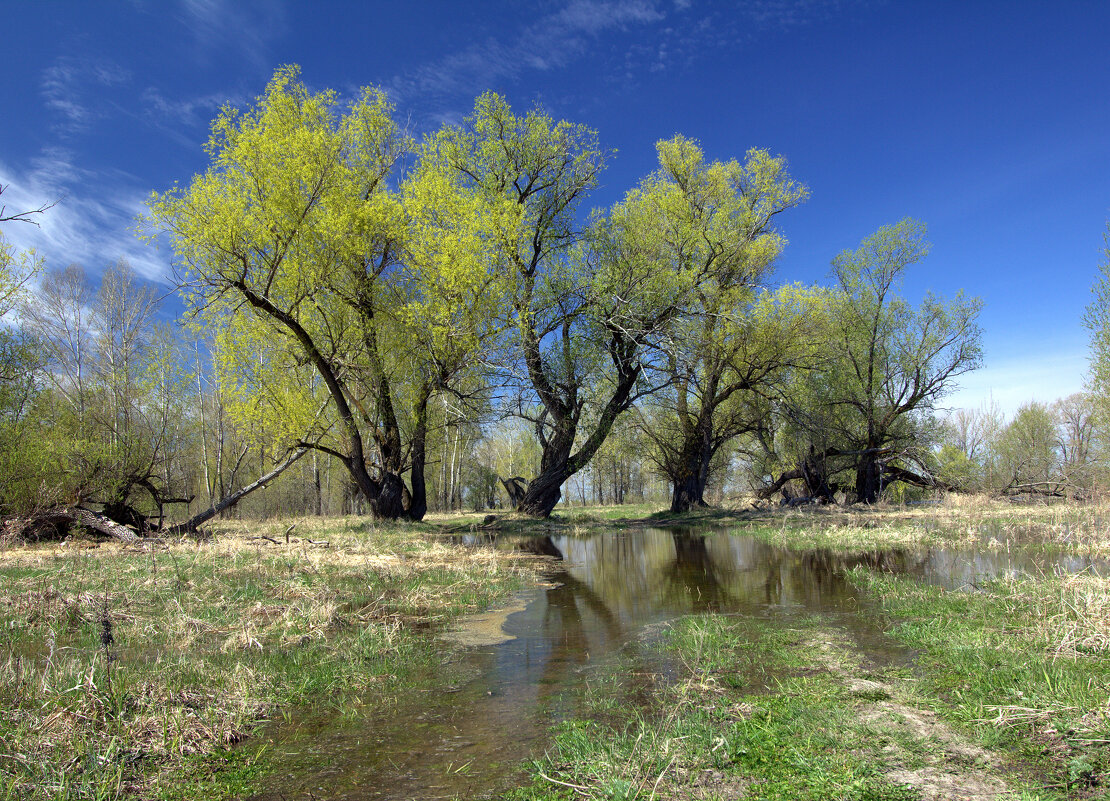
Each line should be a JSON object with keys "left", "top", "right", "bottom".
{"left": 168, "top": 448, "right": 308, "bottom": 535}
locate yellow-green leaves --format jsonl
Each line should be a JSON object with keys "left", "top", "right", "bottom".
{"left": 398, "top": 148, "right": 512, "bottom": 365}
{"left": 0, "top": 232, "right": 41, "bottom": 319}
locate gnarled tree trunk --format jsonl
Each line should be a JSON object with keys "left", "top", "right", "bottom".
{"left": 669, "top": 441, "right": 713, "bottom": 513}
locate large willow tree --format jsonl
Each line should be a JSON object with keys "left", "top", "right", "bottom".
{"left": 620, "top": 137, "right": 811, "bottom": 512}
{"left": 149, "top": 67, "right": 504, "bottom": 520}
{"left": 437, "top": 96, "right": 737, "bottom": 516}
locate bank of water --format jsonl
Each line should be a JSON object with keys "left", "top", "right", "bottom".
{"left": 248, "top": 527, "right": 1107, "bottom": 800}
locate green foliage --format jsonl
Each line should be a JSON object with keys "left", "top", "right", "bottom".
{"left": 0, "top": 260, "right": 188, "bottom": 519}
{"left": 147, "top": 65, "right": 411, "bottom": 453}
{"left": 603, "top": 138, "right": 810, "bottom": 508}
{"left": 995, "top": 401, "right": 1060, "bottom": 490}
{"left": 769, "top": 219, "right": 983, "bottom": 502}
{"left": 147, "top": 67, "right": 521, "bottom": 518}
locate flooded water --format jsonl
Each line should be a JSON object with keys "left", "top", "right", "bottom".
{"left": 247, "top": 527, "right": 1106, "bottom": 800}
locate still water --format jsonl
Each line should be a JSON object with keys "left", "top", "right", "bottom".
{"left": 248, "top": 527, "right": 1106, "bottom": 800}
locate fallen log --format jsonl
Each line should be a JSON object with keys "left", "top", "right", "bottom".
{"left": 168, "top": 447, "right": 308, "bottom": 535}
{"left": 2, "top": 507, "right": 140, "bottom": 544}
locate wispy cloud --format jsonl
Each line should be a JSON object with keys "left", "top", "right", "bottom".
{"left": 41, "top": 56, "right": 131, "bottom": 135}
{"left": 142, "top": 86, "right": 246, "bottom": 127}
{"left": 387, "top": 0, "right": 666, "bottom": 104}
{"left": 386, "top": 0, "right": 867, "bottom": 121}
{"left": 177, "top": 0, "right": 287, "bottom": 68}
{"left": 0, "top": 152, "right": 171, "bottom": 286}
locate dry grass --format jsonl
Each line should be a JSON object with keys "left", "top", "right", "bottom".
{"left": 732, "top": 493, "right": 1110, "bottom": 555}
{"left": 0, "top": 516, "right": 547, "bottom": 799}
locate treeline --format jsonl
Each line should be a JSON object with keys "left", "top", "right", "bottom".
{"left": 9, "top": 64, "right": 1096, "bottom": 532}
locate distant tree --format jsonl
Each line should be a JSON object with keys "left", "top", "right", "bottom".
{"left": 1084, "top": 222, "right": 1110, "bottom": 427}
{"left": 1053, "top": 392, "right": 1097, "bottom": 492}
{"left": 760, "top": 220, "right": 982, "bottom": 503}
{"left": 996, "top": 401, "right": 1061, "bottom": 495}
{"left": 0, "top": 198, "right": 47, "bottom": 516}
{"left": 935, "top": 402, "right": 1003, "bottom": 492}
{"left": 828, "top": 220, "right": 983, "bottom": 502}
{"left": 647, "top": 284, "right": 819, "bottom": 512}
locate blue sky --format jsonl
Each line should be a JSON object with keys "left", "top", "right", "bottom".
{"left": 3, "top": 0, "right": 1108, "bottom": 415}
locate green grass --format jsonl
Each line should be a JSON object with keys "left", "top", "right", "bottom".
{"left": 848, "top": 568, "right": 1110, "bottom": 795}
{"left": 511, "top": 564, "right": 1110, "bottom": 799}
{"left": 509, "top": 617, "right": 929, "bottom": 801}
{"left": 0, "top": 516, "right": 545, "bottom": 800}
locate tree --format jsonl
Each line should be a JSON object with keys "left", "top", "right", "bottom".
{"left": 0, "top": 190, "right": 47, "bottom": 516}
{"left": 0, "top": 183, "right": 54, "bottom": 226}
{"left": 1054, "top": 392, "right": 1096, "bottom": 492}
{"left": 996, "top": 401, "right": 1061, "bottom": 494}
{"left": 438, "top": 93, "right": 689, "bottom": 516}
{"left": 0, "top": 185, "right": 46, "bottom": 393}
{"left": 151, "top": 67, "right": 513, "bottom": 521}
{"left": 827, "top": 220, "right": 982, "bottom": 501}
{"left": 760, "top": 220, "right": 982, "bottom": 503}
{"left": 935, "top": 402, "right": 1003, "bottom": 492}
{"left": 606, "top": 138, "right": 810, "bottom": 512}
{"left": 1084, "top": 222, "right": 1110, "bottom": 429}
{"left": 17, "top": 261, "right": 195, "bottom": 526}
{"left": 149, "top": 69, "right": 415, "bottom": 519}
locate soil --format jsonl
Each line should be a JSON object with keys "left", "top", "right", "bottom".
{"left": 810, "top": 635, "right": 1012, "bottom": 801}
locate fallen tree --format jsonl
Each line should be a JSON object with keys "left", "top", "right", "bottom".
{"left": 168, "top": 447, "right": 308, "bottom": 535}
{"left": 2, "top": 448, "right": 309, "bottom": 544}
{"left": 3, "top": 507, "right": 140, "bottom": 544}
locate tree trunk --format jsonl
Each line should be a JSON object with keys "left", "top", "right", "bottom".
{"left": 312, "top": 451, "right": 322, "bottom": 516}
{"left": 855, "top": 455, "right": 882, "bottom": 504}
{"left": 72, "top": 508, "right": 140, "bottom": 542}
{"left": 516, "top": 468, "right": 565, "bottom": 517}
{"left": 406, "top": 384, "right": 431, "bottom": 521}
{"left": 801, "top": 447, "right": 835, "bottom": 502}
{"left": 169, "top": 448, "right": 308, "bottom": 535}
{"left": 670, "top": 445, "right": 712, "bottom": 513}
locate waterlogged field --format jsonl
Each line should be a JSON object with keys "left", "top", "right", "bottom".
{"left": 1, "top": 497, "right": 1109, "bottom": 800}
{"left": 0, "top": 518, "right": 543, "bottom": 799}
{"left": 508, "top": 499, "right": 1110, "bottom": 801}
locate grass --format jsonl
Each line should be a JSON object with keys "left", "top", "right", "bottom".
{"left": 719, "top": 493, "right": 1110, "bottom": 556}
{"left": 848, "top": 567, "right": 1110, "bottom": 795}
{"left": 4, "top": 495, "right": 1108, "bottom": 799}
{"left": 0, "top": 516, "right": 546, "bottom": 800}
{"left": 505, "top": 496, "right": 1110, "bottom": 800}
{"left": 508, "top": 617, "right": 928, "bottom": 800}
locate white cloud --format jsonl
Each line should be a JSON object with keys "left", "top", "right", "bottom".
{"left": 178, "top": 0, "right": 287, "bottom": 68}
{"left": 140, "top": 86, "right": 248, "bottom": 136}
{"left": 388, "top": 0, "right": 667, "bottom": 104}
{"left": 40, "top": 56, "right": 131, "bottom": 135}
{"left": 0, "top": 153, "right": 171, "bottom": 286}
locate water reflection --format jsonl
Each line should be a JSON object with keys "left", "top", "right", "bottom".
{"left": 249, "top": 528, "right": 1106, "bottom": 801}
